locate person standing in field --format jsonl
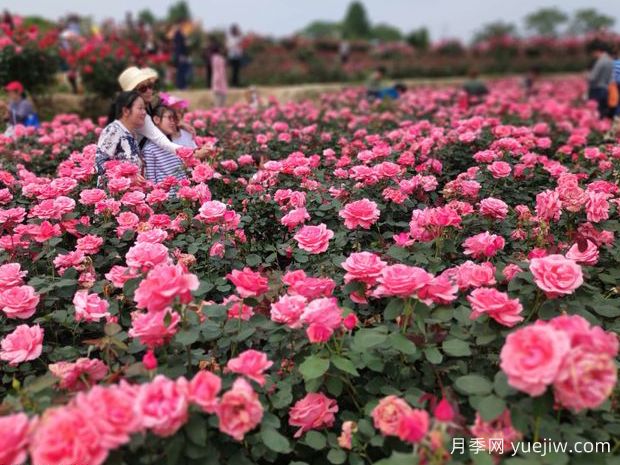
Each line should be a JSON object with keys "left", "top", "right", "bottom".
{"left": 211, "top": 41, "right": 228, "bottom": 107}
{"left": 587, "top": 40, "right": 614, "bottom": 118}
{"left": 226, "top": 24, "right": 244, "bottom": 87}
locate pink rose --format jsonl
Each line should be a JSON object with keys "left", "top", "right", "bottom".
{"left": 280, "top": 207, "right": 310, "bottom": 230}
{"left": 500, "top": 325, "right": 570, "bottom": 396}
{"left": 535, "top": 189, "right": 562, "bottom": 222}
{"left": 397, "top": 409, "right": 430, "bottom": 443}
{"left": 417, "top": 275, "right": 458, "bottom": 305}
{"left": 433, "top": 398, "right": 455, "bottom": 422}
{"left": 338, "top": 421, "right": 357, "bottom": 450}
{"left": 216, "top": 378, "right": 263, "bottom": 441}
{"left": 226, "top": 267, "right": 269, "bottom": 298}
{"left": 136, "top": 375, "right": 189, "bottom": 437}
{"left": 0, "top": 413, "right": 30, "bottom": 465}
{"left": 129, "top": 309, "right": 181, "bottom": 348}
{"left": 125, "top": 242, "right": 170, "bottom": 272}
{"left": 29, "top": 406, "right": 109, "bottom": 465}
{"left": 76, "top": 234, "right": 104, "bottom": 255}
{"left": 294, "top": 224, "right": 334, "bottom": 254}
{"left": 105, "top": 265, "right": 139, "bottom": 288}
{"left": 467, "top": 288, "right": 524, "bottom": 327}
{"left": 0, "top": 285, "right": 39, "bottom": 319}
{"left": 198, "top": 200, "right": 227, "bottom": 223}
{"left": 49, "top": 358, "right": 108, "bottom": 391}
{"left": 553, "top": 347, "right": 617, "bottom": 412}
{"left": 226, "top": 349, "right": 273, "bottom": 386}
{"left": 479, "top": 197, "right": 509, "bottom": 220}
{"left": 565, "top": 239, "right": 599, "bottom": 265}
{"left": 0, "top": 324, "right": 44, "bottom": 366}
{"left": 0, "top": 263, "right": 26, "bottom": 290}
{"left": 73, "top": 384, "right": 143, "bottom": 449}
{"left": 487, "top": 161, "right": 512, "bottom": 178}
{"left": 585, "top": 191, "right": 610, "bottom": 223}
{"left": 339, "top": 198, "right": 380, "bottom": 229}
{"left": 270, "top": 294, "right": 307, "bottom": 328}
{"left": 463, "top": 232, "right": 505, "bottom": 259}
{"left": 530, "top": 254, "right": 583, "bottom": 298}
{"left": 289, "top": 392, "right": 338, "bottom": 438}
{"left": 470, "top": 410, "right": 522, "bottom": 453}
{"left": 341, "top": 251, "right": 387, "bottom": 285}
{"left": 134, "top": 264, "right": 199, "bottom": 313}
{"left": 73, "top": 290, "right": 110, "bottom": 323}
{"left": 374, "top": 264, "right": 433, "bottom": 298}
{"left": 188, "top": 370, "right": 221, "bottom": 414}
{"left": 372, "top": 395, "right": 412, "bottom": 437}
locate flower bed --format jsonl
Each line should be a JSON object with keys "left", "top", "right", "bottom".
{"left": 0, "top": 78, "right": 618, "bottom": 465}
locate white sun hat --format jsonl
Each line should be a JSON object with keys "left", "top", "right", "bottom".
{"left": 118, "top": 66, "right": 159, "bottom": 91}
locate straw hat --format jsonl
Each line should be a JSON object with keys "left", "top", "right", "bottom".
{"left": 118, "top": 66, "right": 159, "bottom": 91}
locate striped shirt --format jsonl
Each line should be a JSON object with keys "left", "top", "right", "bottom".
{"left": 614, "top": 60, "right": 620, "bottom": 83}
{"left": 142, "top": 140, "right": 187, "bottom": 185}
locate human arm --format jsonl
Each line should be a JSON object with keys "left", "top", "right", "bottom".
{"left": 137, "top": 114, "right": 183, "bottom": 153}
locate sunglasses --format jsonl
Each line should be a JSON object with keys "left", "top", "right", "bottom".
{"left": 136, "top": 82, "right": 156, "bottom": 93}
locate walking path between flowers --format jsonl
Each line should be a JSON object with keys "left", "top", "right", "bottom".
{"left": 45, "top": 72, "right": 579, "bottom": 116}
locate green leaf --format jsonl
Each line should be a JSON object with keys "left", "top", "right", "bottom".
{"left": 442, "top": 338, "right": 471, "bottom": 357}
{"left": 389, "top": 333, "right": 417, "bottom": 355}
{"left": 352, "top": 327, "right": 387, "bottom": 351}
{"left": 185, "top": 415, "right": 207, "bottom": 445}
{"left": 176, "top": 327, "right": 200, "bottom": 345}
{"left": 298, "top": 356, "right": 330, "bottom": 381}
{"left": 304, "top": 430, "right": 326, "bottom": 450}
{"left": 424, "top": 347, "right": 443, "bottom": 364}
{"left": 327, "top": 449, "right": 347, "bottom": 464}
{"left": 455, "top": 374, "right": 493, "bottom": 395}
{"left": 331, "top": 356, "right": 359, "bottom": 376}
{"left": 384, "top": 299, "right": 403, "bottom": 320}
{"left": 104, "top": 322, "right": 122, "bottom": 336}
{"left": 261, "top": 426, "right": 291, "bottom": 453}
{"left": 194, "top": 280, "right": 214, "bottom": 297}
{"left": 165, "top": 435, "right": 185, "bottom": 465}
{"left": 374, "top": 451, "right": 417, "bottom": 465}
{"left": 271, "top": 383, "right": 293, "bottom": 409}
{"left": 122, "top": 277, "right": 140, "bottom": 300}
{"left": 246, "top": 254, "right": 262, "bottom": 267}
{"left": 478, "top": 395, "right": 506, "bottom": 421}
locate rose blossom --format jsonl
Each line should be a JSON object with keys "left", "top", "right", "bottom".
{"left": 500, "top": 324, "right": 570, "bottom": 396}
{"left": 397, "top": 409, "right": 430, "bottom": 443}
{"left": 289, "top": 392, "right": 338, "bottom": 438}
{"left": 462, "top": 232, "right": 505, "bottom": 259}
{"left": 129, "top": 309, "right": 181, "bottom": 348}
{"left": 487, "top": 161, "right": 512, "bottom": 178}
{"left": 338, "top": 421, "right": 357, "bottom": 449}
{"left": 530, "top": 254, "right": 583, "bottom": 298}
{"left": 198, "top": 200, "right": 227, "bottom": 223}
{"left": 0, "top": 412, "right": 29, "bottom": 465}
{"left": 565, "top": 239, "right": 599, "bottom": 265}
{"left": 479, "top": 197, "right": 509, "bottom": 219}
{"left": 134, "top": 264, "right": 199, "bottom": 313}
{"left": 216, "top": 378, "right": 263, "bottom": 441}
{"left": 341, "top": 251, "right": 387, "bottom": 285}
{"left": 374, "top": 264, "right": 433, "bottom": 298}
{"left": 136, "top": 375, "right": 189, "bottom": 437}
{"left": 226, "top": 267, "right": 269, "bottom": 298}
{"left": 270, "top": 294, "right": 307, "bottom": 328}
{"left": 339, "top": 198, "right": 380, "bottom": 229}
{"left": 73, "top": 290, "right": 110, "bottom": 323}
{"left": 467, "top": 288, "right": 524, "bottom": 327}
{"left": 470, "top": 410, "right": 522, "bottom": 453}
{"left": 0, "top": 324, "right": 44, "bottom": 366}
{"left": 294, "top": 224, "right": 334, "bottom": 254}
{"left": 188, "top": 370, "right": 221, "bottom": 414}
{"left": 226, "top": 349, "right": 273, "bottom": 386}
{"left": 49, "top": 358, "right": 108, "bottom": 391}
{"left": 0, "top": 263, "right": 27, "bottom": 290}
{"left": 0, "top": 285, "right": 39, "bottom": 319}
{"left": 372, "top": 395, "right": 412, "bottom": 437}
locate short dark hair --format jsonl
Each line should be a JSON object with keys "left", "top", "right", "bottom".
{"left": 107, "top": 91, "right": 142, "bottom": 124}
{"left": 587, "top": 39, "right": 610, "bottom": 54}
{"left": 151, "top": 104, "right": 175, "bottom": 120}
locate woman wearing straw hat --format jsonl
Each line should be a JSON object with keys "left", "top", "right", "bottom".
{"left": 117, "top": 66, "right": 203, "bottom": 157}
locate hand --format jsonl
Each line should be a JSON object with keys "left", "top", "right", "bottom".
{"left": 179, "top": 121, "right": 196, "bottom": 136}
{"left": 193, "top": 145, "right": 210, "bottom": 160}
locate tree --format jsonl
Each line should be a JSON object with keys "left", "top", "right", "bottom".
{"left": 524, "top": 7, "right": 568, "bottom": 36}
{"left": 138, "top": 9, "right": 156, "bottom": 25}
{"left": 372, "top": 23, "right": 402, "bottom": 42}
{"left": 406, "top": 27, "right": 430, "bottom": 51}
{"left": 167, "top": 1, "right": 191, "bottom": 23}
{"left": 300, "top": 21, "right": 342, "bottom": 39}
{"left": 342, "top": 1, "right": 371, "bottom": 39}
{"left": 569, "top": 8, "right": 615, "bottom": 34}
{"left": 472, "top": 21, "right": 517, "bottom": 44}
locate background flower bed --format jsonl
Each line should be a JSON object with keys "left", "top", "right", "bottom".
{"left": 0, "top": 78, "right": 619, "bottom": 464}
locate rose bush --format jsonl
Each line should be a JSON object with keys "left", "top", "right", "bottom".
{"left": 0, "top": 77, "right": 618, "bottom": 464}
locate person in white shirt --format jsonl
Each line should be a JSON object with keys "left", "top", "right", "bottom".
{"left": 226, "top": 24, "right": 244, "bottom": 87}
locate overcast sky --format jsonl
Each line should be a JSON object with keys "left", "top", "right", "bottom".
{"left": 4, "top": 0, "right": 620, "bottom": 41}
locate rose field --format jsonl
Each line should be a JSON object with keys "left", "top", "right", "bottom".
{"left": 0, "top": 78, "right": 619, "bottom": 464}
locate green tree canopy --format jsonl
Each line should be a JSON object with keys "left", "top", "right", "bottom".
{"left": 342, "top": 1, "right": 371, "bottom": 39}
{"left": 472, "top": 21, "right": 517, "bottom": 44}
{"left": 372, "top": 23, "right": 402, "bottom": 42}
{"left": 138, "top": 9, "right": 157, "bottom": 25}
{"left": 300, "top": 21, "right": 342, "bottom": 39}
{"left": 167, "top": 1, "right": 191, "bottom": 23}
{"left": 406, "top": 27, "right": 430, "bottom": 51}
{"left": 569, "top": 8, "right": 615, "bottom": 34}
{"left": 524, "top": 7, "right": 568, "bottom": 36}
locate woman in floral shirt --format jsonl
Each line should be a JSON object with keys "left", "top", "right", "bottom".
{"left": 95, "top": 91, "right": 147, "bottom": 185}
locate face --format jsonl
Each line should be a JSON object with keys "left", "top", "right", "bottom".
{"left": 7, "top": 90, "right": 19, "bottom": 102}
{"left": 154, "top": 110, "right": 177, "bottom": 136}
{"left": 135, "top": 78, "right": 156, "bottom": 104}
{"left": 123, "top": 97, "right": 147, "bottom": 129}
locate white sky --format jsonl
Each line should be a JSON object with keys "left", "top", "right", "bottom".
{"left": 3, "top": 0, "right": 620, "bottom": 41}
